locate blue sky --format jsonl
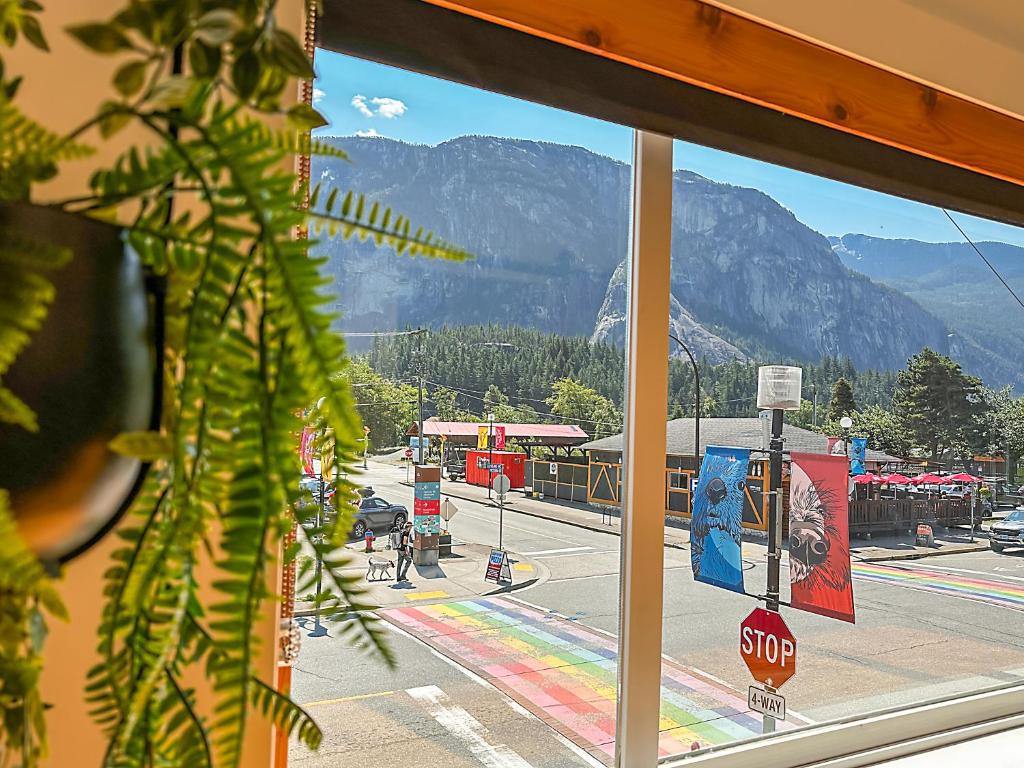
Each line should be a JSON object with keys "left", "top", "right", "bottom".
{"left": 313, "top": 48, "right": 1024, "bottom": 247}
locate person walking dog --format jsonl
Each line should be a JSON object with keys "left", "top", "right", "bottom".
{"left": 397, "top": 521, "right": 414, "bottom": 582}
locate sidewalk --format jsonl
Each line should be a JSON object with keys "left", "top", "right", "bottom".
{"left": 294, "top": 540, "right": 547, "bottom": 614}
{"left": 438, "top": 480, "right": 991, "bottom": 562}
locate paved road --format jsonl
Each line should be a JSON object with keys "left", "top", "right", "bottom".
{"left": 290, "top": 462, "right": 1024, "bottom": 767}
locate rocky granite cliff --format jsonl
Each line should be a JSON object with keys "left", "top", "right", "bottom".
{"left": 313, "top": 135, "right": 1018, "bottom": 386}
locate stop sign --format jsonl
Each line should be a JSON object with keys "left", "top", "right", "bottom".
{"left": 740, "top": 608, "right": 796, "bottom": 689}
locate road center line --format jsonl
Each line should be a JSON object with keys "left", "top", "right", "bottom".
{"left": 303, "top": 690, "right": 394, "bottom": 707}
{"left": 406, "top": 685, "right": 535, "bottom": 768}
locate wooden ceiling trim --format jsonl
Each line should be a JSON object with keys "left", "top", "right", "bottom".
{"left": 422, "top": 0, "right": 1024, "bottom": 188}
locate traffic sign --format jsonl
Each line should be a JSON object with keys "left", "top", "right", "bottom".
{"left": 441, "top": 498, "right": 459, "bottom": 522}
{"left": 748, "top": 686, "right": 785, "bottom": 720}
{"left": 740, "top": 608, "right": 796, "bottom": 688}
{"left": 404, "top": 448, "right": 413, "bottom": 459}
{"left": 492, "top": 474, "right": 511, "bottom": 496}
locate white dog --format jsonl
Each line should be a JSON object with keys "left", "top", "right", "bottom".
{"left": 366, "top": 556, "right": 394, "bottom": 581}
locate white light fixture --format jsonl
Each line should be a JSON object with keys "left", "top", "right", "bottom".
{"left": 756, "top": 365, "right": 802, "bottom": 411}
{"left": 840, "top": 416, "right": 854, "bottom": 430}
{"left": 488, "top": 412, "right": 495, "bottom": 422}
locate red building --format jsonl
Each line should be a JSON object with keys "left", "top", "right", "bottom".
{"left": 466, "top": 450, "right": 527, "bottom": 489}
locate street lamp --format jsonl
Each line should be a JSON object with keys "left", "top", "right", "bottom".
{"left": 756, "top": 365, "right": 802, "bottom": 614}
{"left": 840, "top": 415, "right": 853, "bottom": 459}
{"left": 669, "top": 333, "right": 700, "bottom": 469}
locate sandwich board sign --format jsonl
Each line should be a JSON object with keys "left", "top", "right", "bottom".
{"left": 485, "top": 548, "right": 512, "bottom": 584}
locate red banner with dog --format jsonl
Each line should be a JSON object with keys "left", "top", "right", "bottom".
{"left": 789, "top": 452, "right": 855, "bottom": 623}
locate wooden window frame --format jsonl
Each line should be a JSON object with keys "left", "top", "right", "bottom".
{"left": 316, "top": 2, "right": 1024, "bottom": 765}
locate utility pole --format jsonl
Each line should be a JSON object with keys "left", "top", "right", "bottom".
{"left": 415, "top": 328, "right": 425, "bottom": 466}
{"left": 811, "top": 383, "right": 817, "bottom": 427}
{"left": 487, "top": 411, "right": 495, "bottom": 500}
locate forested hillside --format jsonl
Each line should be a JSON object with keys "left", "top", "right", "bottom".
{"left": 362, "top": 325, "right": 900, "bottom": 423}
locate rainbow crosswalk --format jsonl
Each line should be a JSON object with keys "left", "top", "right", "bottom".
{"left": 380, "top": 597, "right": 777, "bottom": 762}
{"left": 853, "top": 562, "right": 1024, "bottom": 611}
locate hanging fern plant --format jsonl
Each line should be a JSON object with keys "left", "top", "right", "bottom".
{"left": 0, "top": 1, "right": 469, "bottom": 765}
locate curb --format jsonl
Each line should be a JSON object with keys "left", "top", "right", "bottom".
{"left": 442, "top": 488, "right": 993, "bottom": 563}
{"left": 854, "top": 542, "right": 990, "bottom": 562}
{"left": 439, "top": 487, "right": 698, "bottom": 551}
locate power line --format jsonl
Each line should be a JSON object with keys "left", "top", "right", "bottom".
{"left": 425, "top": 379, "right": 625, "bottom": 430}
{"left": 942, "top": 209, "right": 1024, "bottom": 313}
{"left": 342, "top": 329, "right": 426, "bottom": 337}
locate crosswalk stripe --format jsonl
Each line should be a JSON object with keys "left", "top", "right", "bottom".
{"left": 406, "top": 685, "right": 535, "bottom": 768}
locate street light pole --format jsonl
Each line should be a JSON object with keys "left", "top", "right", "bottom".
{"left": 756, "top": 366, "right": 802, "bottom": 616}
{"left": 669, "top": 333, "right": 700, "bottom": 469}
{"left": 487, "top": 412, "right": 495, "bottom": 500}
{"left": 414, "top": 328, "right": 425, "bottom": 466}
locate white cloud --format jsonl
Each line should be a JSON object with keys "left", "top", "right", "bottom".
{"left": 312, "top": 87, "right": 325, "bottom": 104}
{"left": 350, "top": 94, "right": 408, "bottom": 119}
{"left": 355, "top": 128, "right": 381, "bottom": 138}
{"left": 351, "top": 94, "right": 373, "bottom": 117}
{"left": 371, "top": 97, "right": 407, "bottom": 118}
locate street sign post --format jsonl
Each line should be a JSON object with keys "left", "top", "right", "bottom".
{"left": 740, "top": 608, "right": 796, "bottom": 687}
{"left": 440, "top": 498, "right": 458, "bottom": 522}
{"left": 491, "top": 474, "right": 511, "bottom": 549}
{"left": 740, "top": 607, "right": 796, "bottom": 734}
{"left": 748, "top": 686, "right": 785, "bottom": 721}
{"left": 491, "top": 474, "right": 510, "bottom": 496}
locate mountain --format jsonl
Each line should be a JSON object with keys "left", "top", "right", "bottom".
{"left": 313, "top": 135, "right": 629, "bottom": 339}
{"left": 832, "top": 234, "right": 1024, "bottom": 388}
{"left": 591, "top": 171, "right": 951, "bottom": 371}
{"left": 312, "top": 135, "right": 1014, "bottom": 386}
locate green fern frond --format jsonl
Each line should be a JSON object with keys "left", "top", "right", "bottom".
{"left": 0, "top": 227, "right": 72, "bottom": 431}
{"left": 0, "top": 490, "right": 68, "bottom": 766}
{"left": 250, "top": 678, "right": 322, "bottom": 750}
{"left": 0, "top": 99, "right": 93, "bottom": 200}
{"left": 307, "top": 184, "right": 473, "bottom": 262}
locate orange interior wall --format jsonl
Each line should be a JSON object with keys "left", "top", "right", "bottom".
{"left": 6, "top": 1, "right": 305, "bottom": 765}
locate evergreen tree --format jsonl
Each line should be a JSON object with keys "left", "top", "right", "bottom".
{"left": 828, "top": 377, "right": 857, "bottom": 420}
{"left": 892, "top": 348, "right": 991, "bottom": 461}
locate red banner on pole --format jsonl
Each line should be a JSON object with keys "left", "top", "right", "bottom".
{"left": 494, "top": 426, "right": 506, "bottom": 450}
{"left": 789, "top": 452, "right": 855, "bottom": 623}
{"left": 299, "top": 427, "right": 315, "bottom": 476}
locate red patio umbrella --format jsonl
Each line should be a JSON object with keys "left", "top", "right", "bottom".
{"left": 910, "top": 472, "right": 945, "bottom": 485}
{"left": 946, "top": 472, "right": 981, "bottom": 483}
{"left": 853, "top": 473, "right": 883, "bottom": 484}
{"left": 882, "top": 473, "right": 912, "bottom": 484}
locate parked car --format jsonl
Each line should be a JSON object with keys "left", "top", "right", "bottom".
{"left": 990, "top": 509, "right": 1024, "bottom": 552}
{"left": 350, "top": 495, "right": 408, "bottom": 539}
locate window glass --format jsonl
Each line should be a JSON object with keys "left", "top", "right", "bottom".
{"left": 290, "top": 49, "right": 631, "bottom": 767}
{"left": 658, "top": 137, "right": 1024, "bottom": 760}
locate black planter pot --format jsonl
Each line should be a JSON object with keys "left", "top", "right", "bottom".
{"left": 0, "top": 203, "right": 159, "bottom": 564}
